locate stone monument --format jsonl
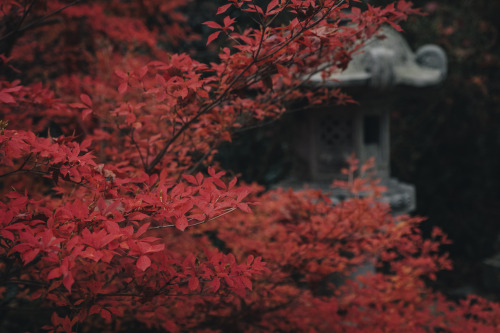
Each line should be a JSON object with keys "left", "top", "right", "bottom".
{"left": 283, "top": 26, "right": 448, "bottom": 215}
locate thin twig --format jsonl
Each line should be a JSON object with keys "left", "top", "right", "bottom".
{"left": 0, "top": 0, "right": 84, "bottom": 43}
{"left": 185, "top": 147, "right": 214, "bottom": 175}
{"left": 148, "top": 207, "right": 236, "bottom": 230}
{"left": 0, "top": 152, "right": 32, "bottom": 178}
{"left": 2, "top": 279, "right": 48, "bottom": 287}
{"left": 146, "top": 0, "right": 345, "bottom": 174}
{"left": 16, "top": 0, "right": 36, "bottom": 32}
{"left": 102, "top": 292, "right": 226, "bottom": 297}
{"left": 129, "top": 129, "right": 147, "bottom": 170}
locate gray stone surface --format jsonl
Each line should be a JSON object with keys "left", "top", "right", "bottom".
{"left": 282, "top": 25, "right": 447, "bottom": 215}
{"left": 309, "top": 26, "right": 447, "bottom": 88}
{"left": 279, "top": 177, "right": 416, "bottom": 215}
{"left": 482, "top": 254, "right": 500, "bottom": 292}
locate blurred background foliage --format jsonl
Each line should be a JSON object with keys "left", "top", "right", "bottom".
{"left": 391, "top": 0, "right": 500, "bottom": 296}
{"left": 216, "top": 0, "right": 500, "bottom": 297}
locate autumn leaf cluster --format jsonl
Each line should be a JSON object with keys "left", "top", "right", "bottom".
{"left": 1, "top": 0, "right": 500, "bottom": 332}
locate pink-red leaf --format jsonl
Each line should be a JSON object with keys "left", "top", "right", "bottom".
{"left": 176, "top": 216, "right": 188, "bottom": 231}
{"left": 136, "top": 255, "right": 151, "bottom": 271}
{"left": 128, "top": 212, "right": 149, "bottom": 221}
{"left": 228, "top": 177, "right": 237, "bottom": 189}
{"left": 210, "top": 277, "right": 220, "bottom": 292}
{"left": 22, "top": 248, "right": 40, "bottom": 264}
{"left": 118, "top": 82, "right": 128, "bottom": 94}
{"left": 188, "top": 276, "right": 199, "bottom": 291}
{"left": 136, "top": 222, "right": 151, "bottom": 238}
{"left": 47, "top": 267, "right": 62, "bottom": 280}
{"left": 182, "top": 174, "right": 198, "bottom": 185}
{"left": 63, "top": 273, "right": 74, "bottom": 292}
{"left": 207, "top": 31, "right": 222, "bottom": 46}
{"left": 203, "top": 21, "right": 222, "bottom": 29}
{"left": 217, "top": 3, "right": 232, "bottom": 15}
{"left": 100, "top": 309, "right": 112, "bottom": 323}
{"left": 241, "top": 276, "right": 252, "bottom": 290}
{"left": 115, "top": 69, "right": 128, "bottom": 79}
{"left": 69, "top": 102, "right": 87, "bottom": 109}
{"left": 80, "top": 93, "right": 92, "bottom": 107}
{"left": 138, "top": 65, "right": 148, "bottom": 78}
{"left": 237, "top": 203, "right": 253, "bottom": 213}
{"left": 0, "top": 92, "right": 15, "bottom": 103}
{"left": 82, "top": 108, "right": 92, "bottom": 120}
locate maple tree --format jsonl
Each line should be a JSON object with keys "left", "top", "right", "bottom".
{"left": 1, "top": 0, "right": 500, "bottom": 332}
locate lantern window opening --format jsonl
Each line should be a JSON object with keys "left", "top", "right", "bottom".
{"left": 363, "top": 114, "right": 381, "bottom": 145}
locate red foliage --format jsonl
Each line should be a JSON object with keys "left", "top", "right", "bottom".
{"left": 0, "top": 0, "right": 499, "bottom": 332}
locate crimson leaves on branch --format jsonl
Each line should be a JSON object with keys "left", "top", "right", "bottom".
{"left": 1, "top": 0, "right": 499, "bottom": 332}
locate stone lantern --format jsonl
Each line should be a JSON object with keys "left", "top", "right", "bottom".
{"left": 285, "top": 26, "right": 447, "bottom": 214}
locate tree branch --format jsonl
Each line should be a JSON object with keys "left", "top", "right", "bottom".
{"left": 0, "top": 153, "right": 32, "bottom": 178}
{"left": 145, "top": 0, "right": 345, "bottom": 174}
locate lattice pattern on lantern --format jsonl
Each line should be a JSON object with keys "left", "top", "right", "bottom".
{"left": 316, "top": 114, "right": 353, "bottom": 172}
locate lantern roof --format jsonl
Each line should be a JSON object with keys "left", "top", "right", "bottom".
{"left": 309, "top": 26, "right": 447, "bottom": 89}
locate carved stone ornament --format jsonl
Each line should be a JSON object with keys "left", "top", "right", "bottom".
{"left": 309, "top": 26, "right": 448, "bottom": 89}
